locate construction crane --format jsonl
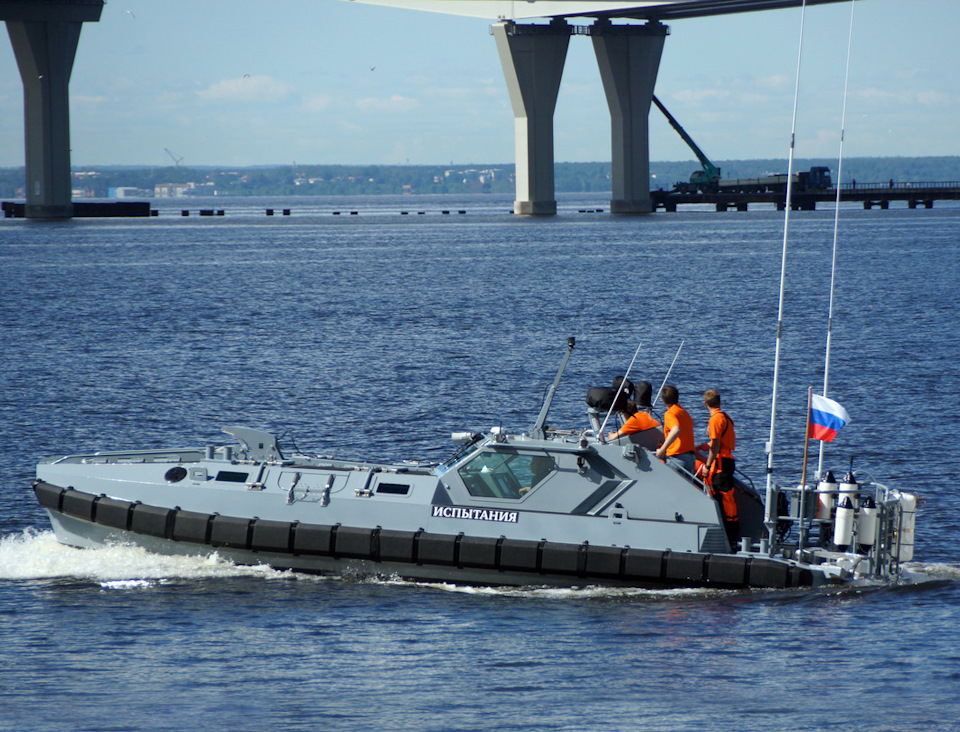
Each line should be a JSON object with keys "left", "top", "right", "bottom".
{"left": 652, "top": 94, "right": 720, "bottom": 193}
{"left": 164, "top": 148, "right": 183, "bottom": 167}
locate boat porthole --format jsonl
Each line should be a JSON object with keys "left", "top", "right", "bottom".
{"left": 164, "top": 466, "right": 188, "bottom": 483}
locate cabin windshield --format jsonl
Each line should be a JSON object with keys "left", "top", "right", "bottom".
{"left": 458, "top": 452, "right": 556, "bottom": 500}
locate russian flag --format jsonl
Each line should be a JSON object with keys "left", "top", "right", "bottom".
{"left": 808, "top": 394, "right": 850, "bottom": 442}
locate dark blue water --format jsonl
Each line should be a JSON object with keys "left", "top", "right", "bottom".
{"left": 2, "top": 194, "right": 959, "bottom": 731}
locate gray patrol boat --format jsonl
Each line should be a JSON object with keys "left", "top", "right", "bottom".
{"left": 33, "top": 339, "right": 918, "bottom": 589}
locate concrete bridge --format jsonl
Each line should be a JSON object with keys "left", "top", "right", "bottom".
{"left": 2, "top": 0, "right": 855, "bottom": 218}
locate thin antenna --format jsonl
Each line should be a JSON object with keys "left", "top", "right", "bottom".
{"left": 652, "top": 340, "right": 684, "bottom": 409}
{"left": 763, "top": 0, "right": 808, "bottom": 551}
{"left": 598, "top": 342, "right": 642, "bottom": 440}
{"left": 817, "top": 0, "right": 857, "bottom": 479}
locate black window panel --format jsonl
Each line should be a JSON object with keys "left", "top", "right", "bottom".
{"left": 215, "top": 471, "right": 249, "bottom": 483}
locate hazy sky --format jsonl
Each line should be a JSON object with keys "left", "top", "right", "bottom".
{"left": 1, "top": 0, "right": 957, "bottom": 168}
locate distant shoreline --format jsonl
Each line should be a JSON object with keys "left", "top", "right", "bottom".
{"left": 2, "top": 156, "right": 958, "bottom": 199}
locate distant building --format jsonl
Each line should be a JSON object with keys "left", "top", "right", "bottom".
{"left": 108, "top": 187, "right": 149, "bottom": 198}
{"left": 154, "top": 182, "right": 216, "bottom": 198}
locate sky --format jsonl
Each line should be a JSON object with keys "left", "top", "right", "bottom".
{"left": 0, "top": 0, "right": 957, "bottom": 168}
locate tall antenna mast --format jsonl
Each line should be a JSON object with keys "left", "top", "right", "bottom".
{"left": 817, "top": 0, "right": 858, "bottom": 479}
{"left": 763, "top": 0, "right": 809, "bottom": 552}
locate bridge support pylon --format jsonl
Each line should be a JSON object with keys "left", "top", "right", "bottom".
{"left": 592, "top": 20, "right": 667, "bottom": 215}
{"left": 493, "top": 20, "right": 570, "bottom": 216}
{"left": 2, "top": 1, "right": 103, "bottom": 219}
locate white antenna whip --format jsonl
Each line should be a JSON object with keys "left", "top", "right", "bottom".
{"left": 598, "top": 342, "right": 642, "bottom": 440}
{"left": 817, "top": 0, "right": 857, "bottom": 479}
{"left": 763, "top": 0, "right": 809, "bottom": 550}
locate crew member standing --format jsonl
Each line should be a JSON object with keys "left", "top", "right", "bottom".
{"left": 655, "top": 385, "right": 696, "bottom": 474}
{"left": 698, "top": 389, "right": 739, "bottom": 546}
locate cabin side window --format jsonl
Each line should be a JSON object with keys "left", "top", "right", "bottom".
{"left": 458, "top": 452, "right": 556, "bottom": 500}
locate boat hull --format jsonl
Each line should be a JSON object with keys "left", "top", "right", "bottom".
{"left": 35, "top": 480, "right": 823, "bottom": 589}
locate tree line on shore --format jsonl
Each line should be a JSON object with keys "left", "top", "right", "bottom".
{"left": 1, "top": 157, "right": 958, "bottom": 199}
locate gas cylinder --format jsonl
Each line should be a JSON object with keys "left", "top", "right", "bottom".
{"left": 839, "top": 469, "right": 859, "bottom": 510}
{"left": 833, "top": 495, "right": 855, "bottom": 551}
{"left": 857, "top": 494, "right": 877, "bottom": 552}
{"left": 895, "top": 491, "right": 918, "bottom": 562}
{"left": 817, "top": 470, "right": 837, "bottom": 520}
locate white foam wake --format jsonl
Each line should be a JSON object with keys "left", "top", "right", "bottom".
{"left": 0, "top": 528, "right": 298, "bottom": 586}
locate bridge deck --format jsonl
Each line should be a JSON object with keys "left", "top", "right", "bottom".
{"left": 652, "top": 181, "right": 960, "bottom": 212}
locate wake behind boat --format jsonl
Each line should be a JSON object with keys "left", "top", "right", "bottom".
{"left": 32, "top": 339, "right": 918, "bottom": 589}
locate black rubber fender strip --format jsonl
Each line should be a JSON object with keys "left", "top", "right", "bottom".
{"left": 458, "top": 534, "right": 499, "bottom": 570}
{"left": 335, "top": 525, "right": 375, "bottom": 559}
{"left": 60, "top": 489, "right": 97, "bottom": 522}
{"left": 539, "top": 540, "right": 580, "bottom": 576}
{"left": 250, "top": 519, "right": 295, "bottom": 554}
{"left": 33, "top": 481, "right": 65, "bottom": 512}
{"left": 746, "top": 556, "right": 790, "bottom": 588}
{"left": 705, "top": 553, "right": 748, "bottom": 587}
{"left": 584, "top": 543, "right": 624, "bottom": 579}
{"left": 664, "top": 551, "right": 707, "bottom": 584}
{"left": 172, "top": 509, "right": 213, "bottom": 544}
{"left": 129, "top": 503, "right": 174, "bottom": 539}
{"left": 418, "top": 531, "right": 458, "bottom": 566}
{"left": 210, "top": 515, "right": 253, "bottom": 550}
{"left": 622, "top": 547, "right": 666, "bottom": 582}
{"left": 498, "top": 538, "right": 540, "bottom": 573}
{"left": 411, "top": 528, "right": 424, "bottom": 564}
{"left": 94, "top": 495, "right": 134, "bottom": 531}
{"left": 292, "top": 522, "right": 335, "bottom": 556}
{"left": 378, "top": 528, "right": 417, "bottom": 563}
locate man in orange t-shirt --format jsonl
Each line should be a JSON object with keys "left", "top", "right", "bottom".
{"left": 697, "top": 389, "right": 738, "bottom": 545}
{"left": 655, "top": 385, "right": 696, "bottom": 474}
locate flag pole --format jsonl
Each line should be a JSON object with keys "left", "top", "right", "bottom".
{"left": 798, "top": 386, "right": 813, "bottom": 553}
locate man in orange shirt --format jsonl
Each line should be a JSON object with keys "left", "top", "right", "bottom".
{"left": 698, "top": 389, "right": 739, "bottom": 545}
{"left": 655, "top": 385, "right": 696, "bottom": 474}
{"left": 606, "top": 383, "right": 663, "bottom": 450}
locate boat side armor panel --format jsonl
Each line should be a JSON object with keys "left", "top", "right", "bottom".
{"left": 747, "top": 557, "right": 789, "bottom": 588}
{"left": 32, "top": 483, "right": 818, "bottom": 589}
{"left": 499, "top": 538, "right": 540, "bottom": 572}
{"left": 378, "top": 529, "right": 417, "bottom": 563}
{"left": 210, "top": 516, "right": 253, "bottom": 550}
{"left": 417, "top": 532, "right": 459, "bottom": 566}
{"left": 250, "top": 519, "right": 295, "bottom": 554}
{"left": 34, "top": 481, "right": 64, "bottom": 512}
{"left": 458, "top": 535, "right": 500, "bottom": 569}
{"left": 173, "top": 510, "right": 213, "bottom": 544}
{"left": 130, "top": 503, "right": 174, "bottom": 538}
{"left": 585, "top": 545, "right": 623, "bottom": 578}
{"left": 705, "top": 554, "right": 748, "bottom": 586}
{"left": 61, "top": 489, "right": 97, "bottom": 522}
{"left": 292, "top": 523, "right": 336, "bottom": 555}
{"left": 665, "top": 551, "right": 707, "bottom": 583}
{"left": 540, "top": 542, "right": 582, "bottom": 575}
{"left": 623, "top": 547, "right": 667, "bottom": 581}
{"left": 94, "top": 496, "right": 134, "bottom": 531}
{"left": 335, "top": 526, "right": 375, "bottom": 559}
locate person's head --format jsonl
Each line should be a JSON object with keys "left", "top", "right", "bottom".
{"left": 635, "top": 381, "right": 653, "bottom": 409}
{"left": 620, "top": 400, "right": 639, "bottom": 416}
{"left": 660, "top": 385, "right": 679, "bottom": 406}
{"left": 703, "top": 389, "right": 721, "bottom": 409}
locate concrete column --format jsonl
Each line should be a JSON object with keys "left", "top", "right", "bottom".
{"left": 493, "top": 20, "right": 570, "bottom": 216}
{"left": 592, "top": 21, "right": 668, "bottom": 214}
{"left": 2, "top": 2, "right": 103, "bottom": 219}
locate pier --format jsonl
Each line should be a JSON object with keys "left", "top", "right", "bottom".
{"left": 652, "top": 180, "right": 960, "bottom": 212}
